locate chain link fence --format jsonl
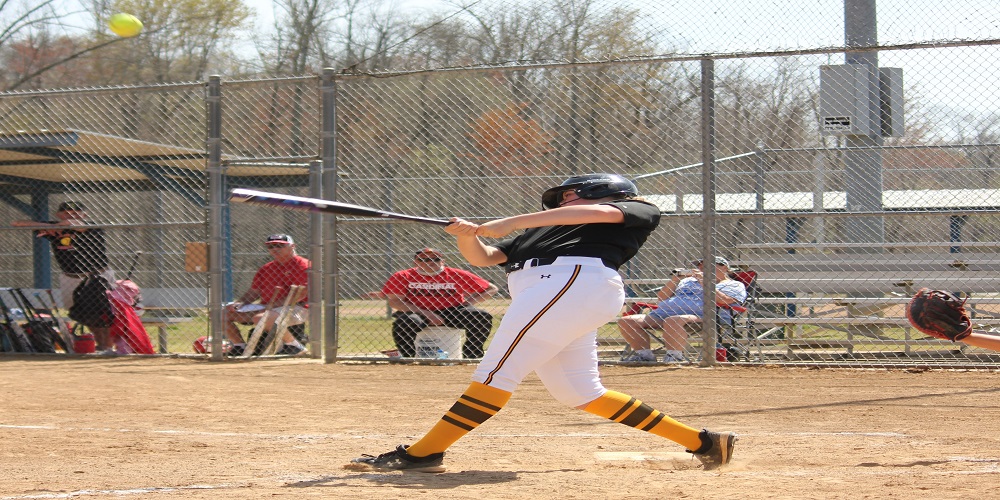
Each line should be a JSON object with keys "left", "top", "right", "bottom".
{"left": 0, "top": 83, "right": 209, "bottom": 355}
{"left": 3, "top": 2, "right": 1000, "bottom": 366}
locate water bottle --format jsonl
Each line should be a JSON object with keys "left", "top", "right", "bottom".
{"left": 436, "top": 348, "right": 448, "bottom": 359}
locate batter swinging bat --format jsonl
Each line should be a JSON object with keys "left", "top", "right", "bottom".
{"left": 229, "top": 188, "right": 451, "bottom": 226}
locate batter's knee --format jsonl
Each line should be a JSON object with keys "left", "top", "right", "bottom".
{"left": 547, "top": 385, "right": 607, "bottom": 408}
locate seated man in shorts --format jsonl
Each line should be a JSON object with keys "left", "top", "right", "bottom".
{"left": 224, "top": 234, "right": 310, "bottom": 356}
{"left": 617, "top": 256, "right": 746, "bottom": 362}
{"left": 383, "top": 247, "right": 498, "bottom": 358}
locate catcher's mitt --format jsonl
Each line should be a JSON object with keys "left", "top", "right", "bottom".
{"left": 906, "top": 288, "right": 972, "bottom": 342}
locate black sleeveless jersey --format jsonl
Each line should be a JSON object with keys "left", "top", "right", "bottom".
{"left": 493, "top": 199, "right": 660, "bottom": 270}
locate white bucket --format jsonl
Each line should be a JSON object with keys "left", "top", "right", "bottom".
{"left": 414, "top": 327, "right": 464, "bottom": 359}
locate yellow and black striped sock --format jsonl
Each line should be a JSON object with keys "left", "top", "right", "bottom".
{"left": 583, "top": 390, "right": 703, "bottom": 451}
{"left": 406, "top": 382, "right": 512, "bottom": 457}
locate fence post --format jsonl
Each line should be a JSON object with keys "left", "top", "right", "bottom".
{"left": 321, "top": 68, "right": 339, "bottom": 363}
{"left": 309, "top": 159, "right": 323, "bottom": 358}
{"left": 206, "top": 75, "right": 225, "bottom": 360}
{"left": 753, "top": 145, "right": 765, "bottom": 244}
{"left": 700, "top": 58, "right": 718, "bottom": 366}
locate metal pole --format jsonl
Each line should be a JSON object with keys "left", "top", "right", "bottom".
{"left": 844, "top": 0, "right": 884, "bottom": 246}
{"left": 844, "top": 0, "right": 884, "bottom": 344}
{"left": 753, "top": 146, "right": 765, "bottom": 244}
{"left": 308, "top": 160, "right": 323, "bottom": 358}
{"left": 321, "top": 68, "right": 339, "bottom": 363}
{"left": 206, "top": 75, "right": 225, "bottom": 360}
{"left": 700, "top": 58, "right": 718, "bottom": 366}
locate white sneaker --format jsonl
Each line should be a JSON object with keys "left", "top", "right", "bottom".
{"left": 621, "top": 349, "right": 657, "bottom": 362}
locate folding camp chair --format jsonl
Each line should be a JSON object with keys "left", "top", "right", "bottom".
{"left": 719, "top": 269, "right": 761, "bottom": 361}
{"left": 619, "top": 269, "right": 760, "bottom": 362}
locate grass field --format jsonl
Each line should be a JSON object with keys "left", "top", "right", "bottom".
{"left": 104, "top": 299, "right": 1000, "bottom": 367}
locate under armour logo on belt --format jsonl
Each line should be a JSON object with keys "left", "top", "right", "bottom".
{"left": 509, "top": 262, "right": 522, "bottom": 271}
{"left": 540, "top": 274, "right": 551, "bottom": 278}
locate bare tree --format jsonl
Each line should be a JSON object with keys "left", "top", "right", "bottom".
{"left": 716, "top": 58, "right": 815, "bottom": 155}
{"left": 0, "top": 0, "right": 64, "bottom": 52}
{"left": 259, "top": 0, "right": 334, "bottom": 75}
{"left": 0, "top": 0, "right": 120, "bottom": 90}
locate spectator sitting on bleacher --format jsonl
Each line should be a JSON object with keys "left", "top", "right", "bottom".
{"left": 382, "top": 247, "right": 498, "bottom": 359}
{"left": 224, "top": 234, "right": 310, "bottom": 356}
{"left": 617, "top": 256, "right": 746, "bottom": 362}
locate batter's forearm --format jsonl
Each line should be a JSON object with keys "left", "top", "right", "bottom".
{"left": 456, "top": 236, "right": 505, "bottom": 266}
{"left": 505, "top": 205, "right": 623, "bottom": 229}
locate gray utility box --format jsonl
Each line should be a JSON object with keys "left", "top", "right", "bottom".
{"left": 820, "top": 64, "right": 903, "bottom": 138}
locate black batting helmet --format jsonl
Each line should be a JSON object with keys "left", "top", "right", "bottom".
{"left": 540, "top": 173, "right": 638, "bottom": 210}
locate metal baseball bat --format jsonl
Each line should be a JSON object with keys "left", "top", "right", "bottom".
{"left": 229, "top": 188, "right": 452, "bottom": 226}
{"left": 126, "top": 250, "right": 143, "bottom": 280}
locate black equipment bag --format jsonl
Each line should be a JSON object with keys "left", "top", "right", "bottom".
{"left": 0, "top": 291, "right": 34, "bottom": 353}
{"left": 68, "top": 275, "right": 115, "bottom": 328}
{"left": 0, "top": 322, "right": 16, "bottom": 352}
{"left": 12, "top": 289, "right": 60, "bottom": 354}
{"left": 23, "top": 319, "right": 57, "bottom": 353}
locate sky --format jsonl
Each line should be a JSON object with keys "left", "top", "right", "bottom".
{"left": 49, "top": 0, "right": 997, "bottom": 53}
{"left": 49, "top": 0, "right": 1000, "bottom": 125}
{"left": 234, "top": 0, "right": 1000, "bottom": 54}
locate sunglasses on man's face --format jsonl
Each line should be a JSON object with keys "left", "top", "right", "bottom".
{"left": 265, "top": 244, "right": 287, "bottom": 249}
{"left": 416, "top": 257, "right": 441, "bottom": 262}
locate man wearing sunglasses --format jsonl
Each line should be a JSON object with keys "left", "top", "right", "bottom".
{"left": 223, "top": 234, "right": 310, "bottom": 356}
{"left": 382, "top": 247, "right": 498, "bottom": 358}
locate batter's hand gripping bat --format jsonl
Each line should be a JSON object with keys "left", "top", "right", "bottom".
{"left": 229, "top": 188, "right": 451, "bottom": 226}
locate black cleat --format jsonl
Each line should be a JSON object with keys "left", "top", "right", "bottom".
{"left": 687, "top": 429, "right": 737, "bottom": 470}
{"left": 351, "top": 444, "right": 446, "bottom": 473}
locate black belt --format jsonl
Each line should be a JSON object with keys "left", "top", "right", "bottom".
{"left": 503, "top": 257, "right": 616, "bottom": 274}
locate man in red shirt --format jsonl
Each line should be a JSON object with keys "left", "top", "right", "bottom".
{"left": 224, "top": 234, "right": 310, "bottom": 356}
{"left": 383, "top": 248, "right": 498, "bottom": 358}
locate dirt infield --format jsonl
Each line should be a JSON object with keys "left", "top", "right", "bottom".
{"left": 2, "top": 358, "right": 999, "bottom": 499}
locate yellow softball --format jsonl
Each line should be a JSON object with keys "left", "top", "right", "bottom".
{"left": 109, "top": 13, "right": 143, "bottom": 38}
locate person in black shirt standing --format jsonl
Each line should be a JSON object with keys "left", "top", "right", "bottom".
{"left": 13, "top": 201, "right": 114, "bottom": 349}
{"left": 352, "top": 174, "right": 737, "bottom": 472}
